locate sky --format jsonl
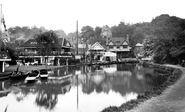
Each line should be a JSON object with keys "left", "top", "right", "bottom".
{"left": 0, "top": 0, "right": 185, "bottom": 34}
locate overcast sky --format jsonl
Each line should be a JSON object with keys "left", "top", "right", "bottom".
{"left": 1, "top": 0, "right": 185, "bottom": 34}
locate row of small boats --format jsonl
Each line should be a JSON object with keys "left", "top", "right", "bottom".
{"left": 0, "top": 69, "right": 49, "bottom": 83}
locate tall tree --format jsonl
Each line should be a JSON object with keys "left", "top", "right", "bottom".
{"left": 35, "top": 30, "right": 59, "bottom": 64}
{"left": 80, "top": 26, "right": 95, "bottom": 44}
{"left": 94, "top": 26, "right": 102, "bottom": 37}
{"left": 101, "top": 25, "right": 112, "bottom": 38}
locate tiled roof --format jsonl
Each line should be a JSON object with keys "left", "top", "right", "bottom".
{"left": 89, "top": 42, "right": 105, "bottom": 51}
{"left": 107, "top": 37, "right": 129, "bottom": 46}
{"left": 17, "top": 39, "right": 42, "bottom": 48}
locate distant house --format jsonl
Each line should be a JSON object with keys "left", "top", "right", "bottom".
{"left": 106, "top": 35, "right": 131, "bottom": 58}
{"left": 16, "top": 38, "right": 73, "bottom": 65}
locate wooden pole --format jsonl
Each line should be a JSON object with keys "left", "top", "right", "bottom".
{"left": 0, "top": 4, "right": 2, "bottom": 51}
{"left": 76, "top": 20, "right": 78, "bottom": 55}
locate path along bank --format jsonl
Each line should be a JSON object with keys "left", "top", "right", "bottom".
{"left": 102, "top": 63, "right": 185, "bottom": 112}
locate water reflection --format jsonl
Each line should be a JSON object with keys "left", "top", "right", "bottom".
{"left": 0, "top": 64, "right": 167, "bottom": 112}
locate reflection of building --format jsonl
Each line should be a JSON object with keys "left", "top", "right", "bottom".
{"left": 103, "top": 65, "right": 117, "bottom": 74}
{"left": 106, "top": 35, "right": 131, "bottom": 58}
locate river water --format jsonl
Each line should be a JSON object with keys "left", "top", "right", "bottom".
{"left": 0, "top": 64, "right": 166, "bottom": 112}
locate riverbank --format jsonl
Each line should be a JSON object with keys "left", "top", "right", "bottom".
{"left": 4, "top": 65, "right": 64, "bottom": 73}
{"left": 5, "top": 59, "right": 139, "bottom": 73}
{"left": 102, "top": 63, "right": 184, "bottom": 112}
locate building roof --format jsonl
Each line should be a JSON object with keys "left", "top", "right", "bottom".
{"left": 17, "top": 38, "right": 73, "bottom": 49}
{"left": 88, "top": 42, "right": 105, "bottom": 51}
{"left": 17, "top": 39, "right": 42, "bottom": 48}
{"left": 107, "top": 37, "right": 129, "bottom": 46}
{"left": 58, "top": 38, "right": 73, "bottom": 48}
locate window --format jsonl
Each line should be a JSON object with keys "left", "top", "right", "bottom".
{"left": 123, "top": 45, "right": 127, "bottom": 48}
{"left": 30, "top": 42, "right": 37, "bottom": 44}
{"left": 109, "top": 46, "right": 113, "bottom": 49}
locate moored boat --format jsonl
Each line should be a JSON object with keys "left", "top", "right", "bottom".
{"left": 0, "top": 72, "right": 12, "bottom": 81}
{"left": 25, "top": 70, "right": 40, "bottom": 83}
{"left": 39, "top": 69, "right": 49, "bottom": 79}
{"left": 10, "top": 71, "right": 28, "bottom": 81}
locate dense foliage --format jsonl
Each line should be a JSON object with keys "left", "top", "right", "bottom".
{"left": 143, "top": 15, "right": 185, "bottom": 64}
{"left": 35, "top": 30, "right": 59, "bottom": 63}
{"left": 1, "top": 14, "right": 185, "bottom": 64}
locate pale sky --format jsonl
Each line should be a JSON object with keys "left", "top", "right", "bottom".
{"left": 1, "top": 0, "right": 185, "bottom": 34}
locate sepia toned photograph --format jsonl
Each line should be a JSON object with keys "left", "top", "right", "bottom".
{"left": 0, "top": 0, "right": 185, "bottom": 112}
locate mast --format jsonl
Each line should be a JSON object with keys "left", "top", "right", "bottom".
{"left": 0, "top": 4, "right": 2, "bottom": 39}
{"left": 76, "top": 20, "right": 78, "bottom": 55}
{"left": 0, "top": 4, "right": 2, "bottom": 51}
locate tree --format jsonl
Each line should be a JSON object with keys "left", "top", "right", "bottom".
{"left": 66, "top": 32, "right": 77, "bottom": 47}
{"left": 141, "top": 14, "right": 185, "bottom": 64}
{"left": 94, "top": 26, "right": 102, "bottom": 38}
{"left": 101, "top": 25, "right": 112, "bottom": 38}
{"left": 35, "top": 30, "right": 59, "bottom": 64}
{"left": 54, "top": 30, "right": 67, "bottom": 38}
{"left": 80, "top": 26, "right": 95, "bottom": 44}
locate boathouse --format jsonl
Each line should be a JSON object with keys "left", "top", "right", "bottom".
{"left": 88, "top": 42, "right": 105, "bottom": 61}
{"left": 16, "top": 38, "right": 73, "bottom": 65}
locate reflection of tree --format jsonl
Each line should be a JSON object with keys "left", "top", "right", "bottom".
{"left": 81, "top": 74, "right": 95, "bottom": 94}
{"left": 11, "top": 78, "right": 71, "bottom": 110}
{"left": 35, "top": 91, "right": 58, "bottom": 110}
{"left": 117, "top": 64, "right": 135, "bottom": 71}
{"left": 95, "top": 84, "right": 103, "bottom": 93}
{"left": 144, "top": 71, "right": 167, "bottom": 87}
{"left": 11, "top": 82, "right": 37, "bottom": 102}
{"left": 35, "top": 79, "right": 71, "bottom": 110}
{"left": 79, "top": 64, "right": 167, "bottom": 97}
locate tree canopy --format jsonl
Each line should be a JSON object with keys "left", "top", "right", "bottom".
{"left": 35, "top": 30, "right": 59, "bottom": 57}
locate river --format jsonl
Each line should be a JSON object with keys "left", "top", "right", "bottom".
{"left": 0, "top": 64, "right": 167, "bottom": 112}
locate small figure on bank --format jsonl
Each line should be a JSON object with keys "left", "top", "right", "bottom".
{"left": 181, "top": 60, "right": 185, "bottom": 67}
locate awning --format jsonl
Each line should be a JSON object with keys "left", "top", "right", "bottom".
{"left": 103, "top": 52, "right": 116, "bottom": 57}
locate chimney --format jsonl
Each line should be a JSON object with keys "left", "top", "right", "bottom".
{"left": 126, "top": 34, "right": 129, "bottom": 43}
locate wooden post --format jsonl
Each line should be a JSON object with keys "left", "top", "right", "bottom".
{"left": 2, "top": 61, "right": 4, "bottom": 72}
{"left": 76, "top": 20, "right": 78, "bottom": 55}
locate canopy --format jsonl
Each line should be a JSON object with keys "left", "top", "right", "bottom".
{"left": 135, "top": 43, "right": 143, "bottom": 47}
{"left": 103, "top": 52, "right": 116, "bottom": 57}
